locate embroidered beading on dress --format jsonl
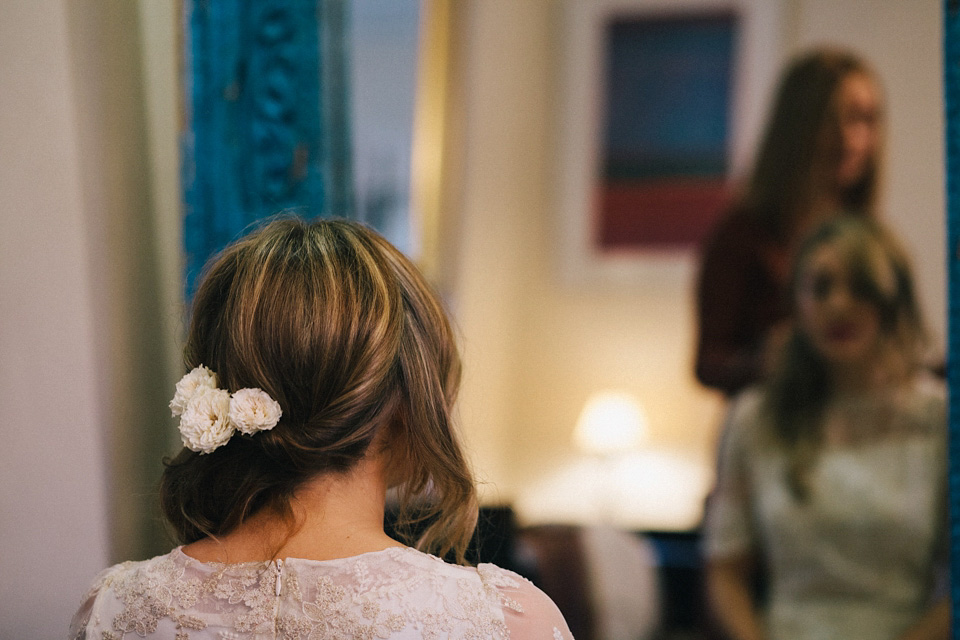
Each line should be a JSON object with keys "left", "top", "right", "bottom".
{"left": 70, "top": 546, "right": 573, "bottom": 640}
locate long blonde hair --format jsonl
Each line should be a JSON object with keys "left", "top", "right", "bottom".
{"left": 763, "top": 216, "right": 925, "bottom": 499}
{"left": 161, "top": 217, "right": 478, "bottom": 562}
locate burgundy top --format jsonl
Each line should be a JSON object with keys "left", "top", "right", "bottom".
{"left": 695, "top": 209, "right": 792, "bottom": 396}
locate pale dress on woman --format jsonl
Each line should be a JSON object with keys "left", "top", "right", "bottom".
{"left": 705, "top": 374, "right": 947, "bottom": 640}
{"left": 69, "top": 545, "right": 572, "bottom": 640}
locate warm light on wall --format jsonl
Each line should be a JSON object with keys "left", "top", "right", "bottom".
{"left": 517, "top": 389, "right": 712, "bottom": 529}
{"left": 573, "top": 390, "right": 647, "bottom": 457}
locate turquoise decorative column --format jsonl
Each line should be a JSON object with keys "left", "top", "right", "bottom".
{"left": 183, "top": 0, "right": 353, "bottom": 296}
{"left": 945, "top": 1, "right": 959, "bottom": 635}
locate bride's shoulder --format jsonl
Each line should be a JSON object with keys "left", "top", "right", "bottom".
{"left": 910, "top": 370, "right": 946, "bottom": 402}
{"left": 68, "top": 550, "right": 180, "bottom": 639}
{"left": 394, "top": 549, "right": 572, "bottom": 636}
{"left": 80, "top": 549, "right": 179, "bottom": 595}
{"left": 903, "top": 372, "right": 947, "bottom": 435}
{"left": 475, "top": 563, "right": 574, "bottom": 640}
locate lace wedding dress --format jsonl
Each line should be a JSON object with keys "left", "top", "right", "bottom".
{"left": 70, "top": 545, "right": 572, "bottom": 639}
{"left": 705, "top": 375, "right": 947, "bottom": 640}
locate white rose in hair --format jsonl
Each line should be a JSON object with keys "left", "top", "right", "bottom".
{"left": 179, "top": 387, "right": 234, "bottom": 453}
{"left": 169, "top": 365, "right": 218, "bottom": 416}
{"left": 229, "top": 388, "right": 283, "bottom": 435}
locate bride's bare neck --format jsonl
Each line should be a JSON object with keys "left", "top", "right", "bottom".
{"left": 182, "top": 454, "right": 404, "bottom": 564}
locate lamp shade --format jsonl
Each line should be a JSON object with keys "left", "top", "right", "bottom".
{"left": 573, "top": 390, "right": 647, "bottom": 456}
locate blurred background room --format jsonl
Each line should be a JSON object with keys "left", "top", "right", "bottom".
{"left": 0, "top": 0, "right": 945, "bottom": 638}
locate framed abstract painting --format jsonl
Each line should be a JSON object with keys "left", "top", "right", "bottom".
{"left": 597, "top": 13, "right": 735, "bottom": 250}
{"left": 555, "top": 0, "right": 786, "bottom": 284}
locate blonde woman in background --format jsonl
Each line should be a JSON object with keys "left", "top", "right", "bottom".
{"left": 705, "top": 217, "right": 947, "bottom": 640}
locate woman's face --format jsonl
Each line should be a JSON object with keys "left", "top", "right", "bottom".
{"left": 796, "top": 242, "right": 882, "bottom": 367}
{"left": 834, "top": 72, "right": 882, "bottom": 188}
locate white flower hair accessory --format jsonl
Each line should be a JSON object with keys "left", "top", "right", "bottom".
{"left": 170, "top": 366, "right": 283, "bottom": 454}
{"left": 179, "top": 387, "right": 233, "bottom": 454}
{"left": 169, "top": 365, "right": 218, "bottom": 416}
{"left": 229, "top": 388, "right": 283, "bottom": 435}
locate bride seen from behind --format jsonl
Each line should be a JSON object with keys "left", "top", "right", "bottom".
{"left": 70, "top": 216, "right": 573, "bottom": 639}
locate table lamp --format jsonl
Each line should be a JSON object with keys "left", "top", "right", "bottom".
{"left": 573, "top": 390, "right": 647, "bottom": 457}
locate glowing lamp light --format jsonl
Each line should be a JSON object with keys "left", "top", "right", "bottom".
{"left": 573, "top": 391, "right": 648, "bottom": 457}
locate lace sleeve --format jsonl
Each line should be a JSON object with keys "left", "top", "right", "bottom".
{"left": 704, "top": 389, "right": 763, "bottom": 559}
{"left": 478, "top": 564, "right": 574, "bottom": 639}
{"left": 68, "top": 596, "right": 93, "bottom": 640}
{"left": 68, "top": 566, "right": 114, "bottom": 640}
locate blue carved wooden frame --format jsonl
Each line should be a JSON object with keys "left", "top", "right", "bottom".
{"left": 183, "top": 0, "right": 353, "bottom": 297}
{"left": 945, "top": 1, "right": 959, "bottom": 635}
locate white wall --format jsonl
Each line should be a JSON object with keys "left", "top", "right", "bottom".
{"left": 0, "top": 1, "right": 181, "bottom": 635}
{"left": 65, "top": 0, "right": 182, "bottom": 565}
{"left": 0, "top": 2, "right": 110, "bottom": 636}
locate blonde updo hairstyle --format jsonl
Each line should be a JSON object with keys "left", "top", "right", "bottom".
{"left": 160, "top": 217, "right": 478, "bottom": 562}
